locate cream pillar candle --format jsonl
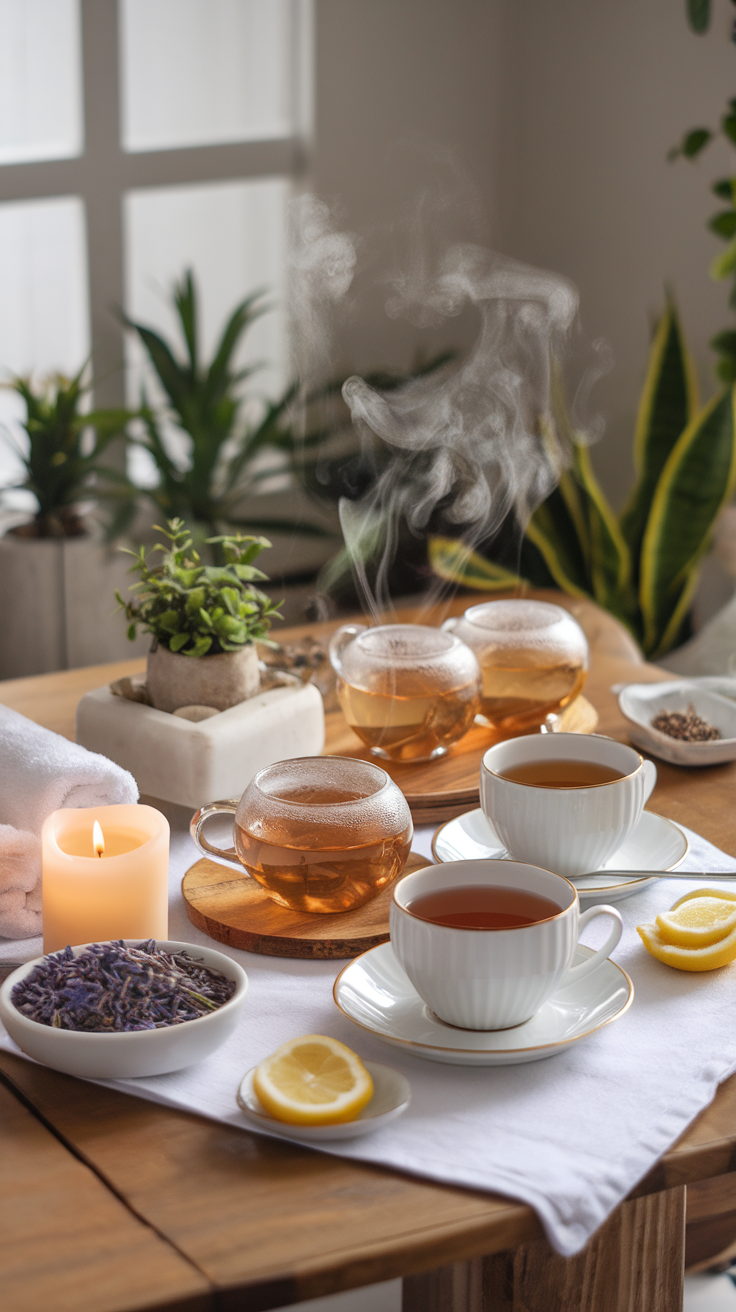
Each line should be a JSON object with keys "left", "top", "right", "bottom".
{"left": 42, "top": 804, "right": 169, "bottom": 953}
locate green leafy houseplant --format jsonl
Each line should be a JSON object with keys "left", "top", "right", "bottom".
{"left": 430, "top": 301, "right": 736, "bottom": 659}
{"left": 120, "top": 270, "right": 330, "bottom": 544}
{"left": 117, "top": 518, "right": 281, "bottom": 659}
{"left": 669, "top": 3, "right": 736, "bottom": 381}
{"left": 0, "top": 367, "right": 129, "bottom": 538}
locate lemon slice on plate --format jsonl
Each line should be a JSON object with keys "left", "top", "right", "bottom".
{"left": 253, "top": 1035, "right": 374, "bottom": 1126}
{"left": 656, "top": 896, "right": 736, "bottom": 948}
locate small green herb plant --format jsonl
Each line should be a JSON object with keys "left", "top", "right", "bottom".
{"left": 0, "top": 368, "right": 129, "bottom": 537}
{"left": 116, "top": 518, "right": 281, "bottom": 658}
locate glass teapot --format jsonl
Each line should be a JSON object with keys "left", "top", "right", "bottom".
{"left": 443, "top": 600, "right": 588, "bottom": 734}
{"left": 328, "top": 623, "right": 481, "bottom": 763}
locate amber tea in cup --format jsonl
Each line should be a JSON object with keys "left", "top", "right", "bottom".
{"left": 329, "top": 623, "right": 481, "bottom": 763}
{"left": 406, "top": 884, "right": 562, "bottom": 929}
{"left": 499, "top": 760, "right": 625, "bottom": 787}
{"left": 444, "top": 599, "right": 588, "bottom": 733}
{"left": 192, "top": 757, "right": 413, "bottom": 914}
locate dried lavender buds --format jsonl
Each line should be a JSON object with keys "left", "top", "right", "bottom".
{"left": 650, "top": 705, "right": 721, "bottom": 743}
{"left": 11, "top": 940, "right": 237, "bottom": 1032}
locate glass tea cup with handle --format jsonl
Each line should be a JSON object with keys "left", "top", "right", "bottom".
{"left": 328, "top": 623, "right": 481, "bottom": 763}
{"left": 443, "top": 599, "right": 588, "bottom": 734}
{"left": 191, "top": 756, "right": 413, "bottom": 914}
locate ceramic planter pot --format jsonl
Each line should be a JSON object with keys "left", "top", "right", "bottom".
{"left": 0, "top": 529, "right": 150, "bottom": 679}
{"left": 146, "top": 642, "right": 260, "bottom": 713}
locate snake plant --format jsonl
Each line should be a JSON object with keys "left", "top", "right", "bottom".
{"left": 430, "top": 300, "right": 736, "bottom": 659}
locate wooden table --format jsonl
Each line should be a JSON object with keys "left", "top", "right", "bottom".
{"left": 2, "top": 591, "right": 736, "bottom": 1312}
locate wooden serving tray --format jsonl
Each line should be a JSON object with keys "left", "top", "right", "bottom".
{"left": 182, "top": 852, "right": 429, "bottom": 959}
{"left": 323, "top": 694, "right": 599, "bottom": 825}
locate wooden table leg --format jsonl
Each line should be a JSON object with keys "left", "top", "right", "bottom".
{"left": 402, "top": 1185, "right": 685, "bottom": 1312}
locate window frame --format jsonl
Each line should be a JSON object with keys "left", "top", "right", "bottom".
{"left": 0, "top": 0, "right": 309, "bottom": 408}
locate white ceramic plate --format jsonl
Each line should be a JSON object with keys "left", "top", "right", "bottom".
{"left": 334, "top": 942, "right": 633, "bottom": 1066}
{"left": 431, "top": 809, "right": 688, "bottom": 904}
{"left": 617, "top": 680, "right": 736, "bottom": 766}
{"left": 236, "top": 1060, "right": 411, "bottom": 1141}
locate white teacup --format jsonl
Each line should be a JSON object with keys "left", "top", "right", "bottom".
{"left": 390, "top": 858, "right": 622, "bottom": 1031}
{"left": 480, "top": 733, "right": 657, "bottom": 878}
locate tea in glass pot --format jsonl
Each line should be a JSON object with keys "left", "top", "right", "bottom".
{"left": 444, "top": 600, "right": 588, "bottom": 734}
{"left": 329, "top": 624, "right": 481, "bottom": 763}
{"left": 192, "top": 756, "right": 413, "bottom": 914}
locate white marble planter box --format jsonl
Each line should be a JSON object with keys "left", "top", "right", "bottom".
{"left": 76, "top": 682, "right": 325, "bottom": 811}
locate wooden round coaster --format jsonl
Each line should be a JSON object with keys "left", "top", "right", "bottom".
{"left": 181, "top": 852, "right": 430, "bottom": 960}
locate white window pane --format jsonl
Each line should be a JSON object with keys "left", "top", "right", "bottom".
{"left": 120, "top": 0, "right": 292, "bottom": 153}
{"left": 0, "top": 0, "right": 83, "bottom": 164}
{"left": 123, "top": 178, "right": 288, "bottom": 486}
{"left": 0, "top": 197, "right": 89, "bottom": 495}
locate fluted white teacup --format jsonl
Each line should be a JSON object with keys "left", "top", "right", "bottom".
{"left": 480, "top": 733, "right": 657, "bottom": 878}
{"left": 390, "top": 858, "right": 622, "bottom": 1031}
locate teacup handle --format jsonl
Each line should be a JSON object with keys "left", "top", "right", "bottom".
{"left": 440, "top": 617, "right": 457, "bottom": 632}
{"left": 564, "top": 904, "right": 623, "bottom": 984}
{"left": 190, "top": 800, "right": 244, "bottom": 872}
{"left": 642, "top": 758, "right": 657, "bottom": 804}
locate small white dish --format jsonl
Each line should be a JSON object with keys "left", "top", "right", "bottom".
{"left": 617, "top": 680, "right": 736, "bottom": 767}
{"left": 431, "top": 808, "right": 688, "bottom": 904}
{"left": 236, "top": 1060, "right": 411, "bottom": 1140}
{"left": 0, "top": 940, "right": 248, "bottom": 1079}
{"left": 334, "top": 942, "right": 633, "bottom": 1066}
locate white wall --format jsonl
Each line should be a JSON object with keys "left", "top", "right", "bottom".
{"left": 310, "top": 0, "right": 506, "bottom": 375}
{"left": 310, "top": 0, "right": 736, "bottom": 515}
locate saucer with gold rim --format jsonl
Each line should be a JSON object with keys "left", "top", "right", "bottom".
{"left": 431, "top": 809, "right": 688, "bottom": 905}
{"left": 334, "top": 941, "right": 633, "bottom": 1067}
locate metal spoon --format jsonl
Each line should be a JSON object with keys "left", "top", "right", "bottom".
{"left": 576, "top": 871, "right": 736, "bottom": 881}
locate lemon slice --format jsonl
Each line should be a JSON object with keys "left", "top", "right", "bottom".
{"left": 253, "top": 1035, "right": 374, "bottom": 1125}
{"left": 637, "top": 920, "right": 736, "bottom": 971}
{"left": 669, "top": 887, "right": 736, "bottom": 910}
{"left": 656, "top": 896, "right": 736, "bottom": 948}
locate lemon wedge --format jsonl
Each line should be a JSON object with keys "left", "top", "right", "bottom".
{"left": 656, "top": 896, "right": 736, "bottom": 948}
{"left": 638, "top": 917, "right": 736, "bottom": 971}
{"left": 253, "top": 1035, "right": 374, "bottom": 1125}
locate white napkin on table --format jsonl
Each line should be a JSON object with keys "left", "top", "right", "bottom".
{"left": 2, "top": 815, "right": 736, "bottom": 1257}
{"left": 0, "top": 703, "right": 138, "bottom": 938}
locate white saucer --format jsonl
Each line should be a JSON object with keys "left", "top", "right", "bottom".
{"left": 334, "top": 942, "right": 633, "bottom": 1066}
{"left": 431, "top": 809, "right": 688, "bottom": 904}
{"left": 236, "top": 1060, "right": 411, "bottom": 1141}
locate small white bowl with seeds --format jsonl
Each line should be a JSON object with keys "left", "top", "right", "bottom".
{"left": 617, "top": 678, "right": 736, "bottom": 767}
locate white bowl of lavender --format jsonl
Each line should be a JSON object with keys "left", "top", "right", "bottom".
{"left": 0, "top": 939, "right": 248, "bottom": 1079}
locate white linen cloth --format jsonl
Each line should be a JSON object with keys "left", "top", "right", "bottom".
{"left": 2, "top": 811, "right": 736, "bottom": 1256}
{"left": 0, "top": 704, "right": 137, "bottom": 937}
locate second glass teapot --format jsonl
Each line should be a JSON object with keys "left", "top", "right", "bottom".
{"left": 329, "top": 623, "right": 481, "bottom": 763}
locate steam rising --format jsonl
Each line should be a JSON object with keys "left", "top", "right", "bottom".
{"left": 290, "top": 194, "right": 607, "bottom": 617}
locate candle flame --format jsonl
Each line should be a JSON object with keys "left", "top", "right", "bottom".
{"left": 93, "top": 820, "right": 105, "bottom": 858}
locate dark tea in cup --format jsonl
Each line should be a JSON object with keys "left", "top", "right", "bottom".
{"left": 406, "top": 884, "right": 561, "bottom": 929}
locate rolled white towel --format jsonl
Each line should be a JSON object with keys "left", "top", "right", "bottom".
{"left": 0, "top": 703, "right": 138, "bottom": 938}
{"left": 0, "top": 703, "right": 138, "bottom": 833}
{"left": 0, "top": 826, "right": 42, "bottom": 939}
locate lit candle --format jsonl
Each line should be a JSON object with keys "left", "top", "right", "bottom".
{"left": 42, "top": 804, "right": 169, "bottom": 953}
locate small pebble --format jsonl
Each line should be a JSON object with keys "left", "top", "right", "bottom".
{"left": 172, "top": 705, "right": 220, "bottom": 721}
{"left": 650, "top": 705, "right": 721, "bottom": 743}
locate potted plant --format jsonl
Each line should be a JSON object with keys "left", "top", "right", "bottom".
{"left": 119, "top": 270, "right": 338, "bottom": 553}
{"left": 429, "top": 299, "right": 736, "bottom": 660}
{"left": 116, "top": 518, "right": 281, "bottom": 712}
{"left": 0, "top": 369, "right": 137, "bottom": 677}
